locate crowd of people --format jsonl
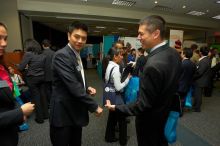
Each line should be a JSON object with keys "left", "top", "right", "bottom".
{"left": 0, "top": 14, "right": 219, "bottom": 146}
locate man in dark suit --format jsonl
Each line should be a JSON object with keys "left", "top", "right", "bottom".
{"left": 178, "top": 48, "right": 196, "bottom": 114}
{"left": 42, "top": 39, "right": 54, "bottom": 107}
{"left": 105, "top": 15, "right": 182, "bottom": 146}
{"left": 193, "top": 47, "right": 211, "bottom": 112}
{"left": 133, "top": 47, "right": 147, "bottom": 76}
{"left": 49, "top": 21, "right": 103, "bottom": 146}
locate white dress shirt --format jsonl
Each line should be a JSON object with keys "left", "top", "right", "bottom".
{"left": 105, "top": 61, "right": 129, "bottom": 91}
{"left": 68, "top": 44, "right": 86, "bottom": 89}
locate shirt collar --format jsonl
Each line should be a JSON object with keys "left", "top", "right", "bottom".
{"left": 150, "top": 41, "right": 167, "bottom": 53}
{"left": 199, "top": 56, "right": 207, "bottom": 61}
{"left": 68, "top": 43, "right": 80, "bottom": 58}
{"left": 109, "top": 61, "right": 119, "bottom": 67}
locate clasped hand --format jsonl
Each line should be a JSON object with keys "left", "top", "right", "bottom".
{"left": 105, "top": 100, "right": 116, "bottom": 111}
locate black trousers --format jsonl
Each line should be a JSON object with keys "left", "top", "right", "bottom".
{"left": 50, "top": 125, "right": 82, "bottom": 146}
{"left": 26, "top": 76, "right": 48, "bottom": 122}
{"left": 135, "top": 116, "right": 168, "bottom": 146}
{"left": 44, "top": 81, "right": 52, "bottom": 107}
{"left": 193, "top": 86, "right": 203, "bottom": 111}
{"left": 178, "top": 92, "right": 187, "bottom": 109}
{"left": 105, "top": 111, "right": 127, "bottom": 145}
{"left": 0, "top": 127, "right": 18, "bottom": 146}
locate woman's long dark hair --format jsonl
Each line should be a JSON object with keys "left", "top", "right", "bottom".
{"left": 102, "top": 47, "right": 121, "bottom": 79}
{"left": 24, "top": 39, "right": 42, "bottom": 54}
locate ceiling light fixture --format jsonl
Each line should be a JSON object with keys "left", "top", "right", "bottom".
{"left": 182, "top": 5, "right": 186, "bottom": 8}
{"left": 154, "top": 1, "right": 158, "bottom": 4}
{"left": 212, "top": 15, "right": 220, "bottom": 19}
{"left": 187, "top": 11, "right": 205, "bottom": 16}
{"left": 216, "top": 0, "right": 220, "bottom": 3}
{"left": 96, "top": 26, "right": 106, "bottom": 29}
{"left": 112, "top": 0, "right": 136, "bottom": 7}
{"left": 118, "top": 27, "right": 127, "bottom": 30}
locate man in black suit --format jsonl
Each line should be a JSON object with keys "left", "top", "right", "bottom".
{"left": 49, "top": 21, "right": 103, "bottom": 146}
{"left": 105, "top": 15, "right": 182, "bottom": 146}
{"left": 133, "top": 47, "right": 147, "bottom": 76}
{"left": 42, "top": 39, "right": 54, "bottom": 107}
{"left": 193, "top": 47, "right": 211, "bottom": 112}
{"left": 178, "top": 48, "right": 196, "bottom": 113}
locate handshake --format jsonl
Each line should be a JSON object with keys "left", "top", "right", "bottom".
{"left": 94, "top": 100, "right": 116, "bottom": 117}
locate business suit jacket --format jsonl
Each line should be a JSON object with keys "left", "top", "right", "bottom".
{"left": 133, "top": 55, "right": 147, "bottom": 76}
{"left": 43, "top": 48, "right": 55, "bottom": 81}
{"left": 0, "top": 76, "right": 23, "bottom": 146}
{"left": 116, "top": 44, "right": 182, "bottom": 146}
{"left": 49, "top": 45, "right": 98, "bottom": 127}
{"left": 194, "top": 56, "right": 211, "bottom": 87}
{"left": 18, "top": 52, "right": 46, "bottom": 77}
{"left": 178, "top": 59, "right": 196, "bottom": 93}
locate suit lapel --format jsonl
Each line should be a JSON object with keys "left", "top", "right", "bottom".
{"left": 65, "top": 45, "right": 85, "bottom": 88}
{"left": 148, "top": 44, "right": 169, "bottom": 58}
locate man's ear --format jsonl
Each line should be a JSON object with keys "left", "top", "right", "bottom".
{"left": 153, "top": 29, "right": 160, "bottom": 39}
{"left": 67, "top": 32, "right": 70, "bottom": 41}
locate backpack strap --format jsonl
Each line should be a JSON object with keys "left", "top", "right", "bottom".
{"left": 107, "top": 66, "right": 116, "bottom": 84}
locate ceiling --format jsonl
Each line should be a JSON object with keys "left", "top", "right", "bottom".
{"left": 20, "top": 0, "right": 220, "bottom": 37}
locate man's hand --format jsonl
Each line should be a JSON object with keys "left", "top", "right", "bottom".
{"left": 105, "top": 100, "right": 116, "bottom": 111}
{"left": 95, "top": 106, "right": 103, "bottom": 117}
{"left": 88, "top": 86, "right": 96, "bottom": 96}
{"left": 21, "top": 102, "right": 35, "bottom": 116}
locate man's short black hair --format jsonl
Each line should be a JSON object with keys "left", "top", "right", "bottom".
{"left": 138, "top": 47, "right": 145, "bottom": 54}
{"left": 139, "top": 15, "right": 166, "bottom": 39}
{"left": 200, "top": 46, "right": 209, "bottom": 56}
{"left": 183, "top": 47, "right": 193, "bottom": 58}
{"left": 191, "top": 44, "right": 198, "bottom": 50}
{"left": 42, "top": 39, "right": 51, "bottom": 48}
{"left": 67, "top": 21, "right": 88, "bottom": 34}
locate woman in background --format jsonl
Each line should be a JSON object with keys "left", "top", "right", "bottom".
{"left": 0, "top": 22, "right": 34, "bottom": 146}
{"left": 104, "top": 47, "right": 131, "bottom": 146}
{"left": 18, "top": 39, "right": 48, "bottom": 124}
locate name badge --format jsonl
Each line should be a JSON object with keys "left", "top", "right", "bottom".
{"left": 0, "top": 80, "right": 9, "bottom": 88}
{"left": 76, "top": 65, "right": 82, "bottom": 72}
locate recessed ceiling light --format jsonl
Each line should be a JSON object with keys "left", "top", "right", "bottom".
{"left": 96, "top": 26, "right": 106, "bottom": 29}
{"left": 118, "top": 27, "right": 127, "bottom": 30}
{"left": 182, "top": 5, "right": 186, "bottom": 8}
{"left": 187, "top": 11, "right": 205, "bottom": 16}
{"left": 212, "top": 15, "right": 220, "bottom": 19}
{"left": 154, "top": 1, "right": 158, "bottom": 4}
{"left": 216, "top": 0, "right": 220, "bottom": 4}
{"left": 112, "top": 0, "right": 136, "bottom": 7}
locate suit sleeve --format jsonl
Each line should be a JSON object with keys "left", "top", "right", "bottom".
{"left": 18, "top": 52, "right": 32, "bottom": 71}
{"left": 133, "top": 58, "right": 141, "bottom": 76}
{"left": 193, "top": 60, "right": 209, "bottom": 80}
{"left": 116, "top": 66, "right": 162, "bottom": 116}
{"left": 53, "top": 53, "right": 98, "bottom": 113}
{"left": 0, "top": 108, "right": 24, "bottom": 128}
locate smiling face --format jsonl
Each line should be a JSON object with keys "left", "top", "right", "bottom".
{"left": 0, "top": 25, "right": 7, "bottom": 57}
{"left": 137, "top": 24, "right": 155, "bottom": 50}
{"left": 68, "top": 29, "right": 87, "bottom": 52}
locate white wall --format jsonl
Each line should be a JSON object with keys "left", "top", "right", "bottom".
{"left": 0, "top": 0, "right": 22, "bottom": 52}
{"left": 20, "top": 14, "right": 33, "bottom": 44}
